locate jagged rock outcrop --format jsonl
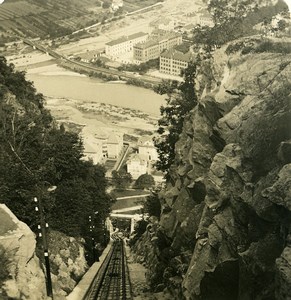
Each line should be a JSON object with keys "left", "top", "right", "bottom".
{"left": 0, "top": 204, "right": 46, "bottom": 300}
{"left": 131, "top": 38, "right": 291, "bottom": 299}
{"left": 47, "top": 231, "right": 88, "bottom": 299}
{"left": 0, "top": 205, "right": 88, "bottom": 300}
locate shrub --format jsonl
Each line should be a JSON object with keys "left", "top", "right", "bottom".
{"left": 254, "top": 41, "right": 291, "bottom": 54}
{"left": 135, "top": 174, "right": 155, "bottom": 189}
{"left": 143, "top": 192, "right": 161, "bottom": 218}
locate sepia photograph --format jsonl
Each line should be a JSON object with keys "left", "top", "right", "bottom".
{"left": 0, "top": 0, "right": 290, "bottom": 299}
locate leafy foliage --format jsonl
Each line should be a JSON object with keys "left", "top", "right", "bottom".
{"left": 135, "top": 174, "right": 155, "bottom": 189}
{"left": 0, "top": 57, "right": 112, "bottom": 253}
{"left": 226, "top": 39, "right": 291, "bottom": 55}
{"left": 117, "top": 59, "right": 159, "bottom": 75}
{"left": 111, "top": 169, "right": 132, "bottom": 190}
{"left": 208, "top": 0, "right": 255, "bottom": 25}
{"left": 193, "top": 0, "right": 288, "bottom": 49}
{"left": 154, "top": 62, "right": 198, "bottom": 175}
{"left": 143, "top": 191, "right": 161, "bottom": 219}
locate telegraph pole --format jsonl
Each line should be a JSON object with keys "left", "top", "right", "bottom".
{"left": 88, "top": 215, "right": 96, "bottom": 262}
{"left": 34, "top": 197, "right": 54, "bottom": 299}
{"left": 89, "top": 211, "right": 100, "bottom": 263}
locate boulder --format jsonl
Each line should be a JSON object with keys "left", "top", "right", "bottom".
{"left": 0, "top": 204, "right": 46, "bottom": 300}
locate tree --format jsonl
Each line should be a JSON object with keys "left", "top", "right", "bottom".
{"left": 0, "top": 57, "right": 112, "bottom": 254}
{"left": 135, "top": 174, "right": 155, "bottom": 189}
{"left": 143, "top": 191, "right": 161, "bottom": 218}
{"left": 154, "top": 61, "right": 198, "bottom": 175}
{"left": 208, "top": 0, "right": 254, "bottom": 25}
{"left": 111, "top": 169, "right": 132, "bottom": 190}
{"left": 194, "top": 0, "right": 287, "bottom": 50}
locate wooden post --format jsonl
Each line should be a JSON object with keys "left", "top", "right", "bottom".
{"left": 34, "top": 197, "right": 54, "bottom": 299}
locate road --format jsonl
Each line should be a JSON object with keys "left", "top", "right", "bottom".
{"left": 71, "top": 1, "right": 163, "bottom": 35}
{"left": 115, "top": 195, "right": 151, "bottom": 200}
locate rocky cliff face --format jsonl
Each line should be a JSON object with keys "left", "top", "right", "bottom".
{"left": 131, "top": 39, "right": 291, "bottom": 299}
{"left": 0, "top": 204, "right": 88, "bottom": 300}
{"left": 0, "top": 204, "right": 46, "bottom": 300}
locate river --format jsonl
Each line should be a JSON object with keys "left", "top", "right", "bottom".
{"left": 27, "top": 67, "right": 165, "bottom": 117}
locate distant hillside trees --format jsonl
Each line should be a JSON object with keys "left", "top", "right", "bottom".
{"left": 0, "top": 57, "right": 113, "bottom": 250}
{"left": 208, "top": 0, "right": 254, "bottom": 24}
{"left": 193, "top": 0, "right": 289, "bottom": 49}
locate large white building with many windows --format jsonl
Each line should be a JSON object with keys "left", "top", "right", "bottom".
{"left": 133, "top": 31, "right": 182, "bottom": 63}
{"left": 160, "top": 49, "right": 193, "bottom": 76}
{"left": 105, "top": 32, "right": 148, "bottom": 58}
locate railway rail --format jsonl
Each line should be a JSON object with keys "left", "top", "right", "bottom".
{"left": 83, "top": 239, "right": 132, "bottom": 300}
{"left": 22, "top": 39, "right": 163, "bottom": 86}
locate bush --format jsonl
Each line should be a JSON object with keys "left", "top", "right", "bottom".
{"left": 254, "top": 41, "right": 291, "bottom": 54}
{"left": 118, "top": 59, "right": 159, "bottom": 74}
{"left": 135, "top": 174, "right": 155, "bottom": 189}
{"left": 111, "top": 170, "right": 132, "bottom": 190}
{"left": 144, "top": 192, "right": 161, "bottom": 218}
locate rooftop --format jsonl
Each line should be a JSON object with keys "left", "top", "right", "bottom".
{"left": 160, "top": 49, "right": 193, "bottom": 62}
{"left": 134, "top": 31, "right": 182, "bottom": 50}
{"left": 127, "top": 153, "right": 147, "bottom": 165}
{"left": 137, "top": 135, "right": 155, "bottom": 146}
{"left": 134, "top": 39, "right": 158, "bottom": 49}
{"left": 106, "top": 32, "right": 148, "bottom": 46}
{"left": 107, "top": 132, "right": 123, "bottom": 144}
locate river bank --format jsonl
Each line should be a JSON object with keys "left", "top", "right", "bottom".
{"left": 21, "top": 62, "right": 165, "bottom": 164}
{"left": 26, "top": 64, "right": 165, "bottom": 116}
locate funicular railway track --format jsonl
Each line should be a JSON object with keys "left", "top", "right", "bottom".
{"left": 84, "top": 238, "right": 132, "bottom": 300}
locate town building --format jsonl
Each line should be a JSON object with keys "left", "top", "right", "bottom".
{"left": 126, "top": 153, "right": 148, "bottom": 179}
{"left": 133, "top": 32, "right": 182, "bottom": 63}
{"left": 82, "top": 132, "right": 124, "bottom": 163}
{"left": 101, "top": 132, "right": 124, "bottom": 159}
{"left": 105, "top": 32, "right": 148, "bottom": 58}
{"left": 137, "top": 136, "right": 158, "bottom": 161}
{"left": 160, "top": 49, "right": 193, "bottom": 76}
{"left": 111, "top": 0, "right": 123, "bottom": 11}
{"left": 150, "top": 18, "right": 177, "bottom": 32}
{"left": 78, "top": 51, "right": 102, "bottom": 63}
{"left": 192, "top": 15, "right": 214, "bottom": 27}
{"left": 82, "top": 134, "right": 104, "bottom": 164}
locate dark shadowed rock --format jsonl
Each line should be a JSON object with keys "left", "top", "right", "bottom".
{"left": 130, "top": 36, "right": 291, "bottom": 300}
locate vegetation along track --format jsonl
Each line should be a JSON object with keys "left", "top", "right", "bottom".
{"left": 84, "top": 239, "right": 132, "bottom": 300}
